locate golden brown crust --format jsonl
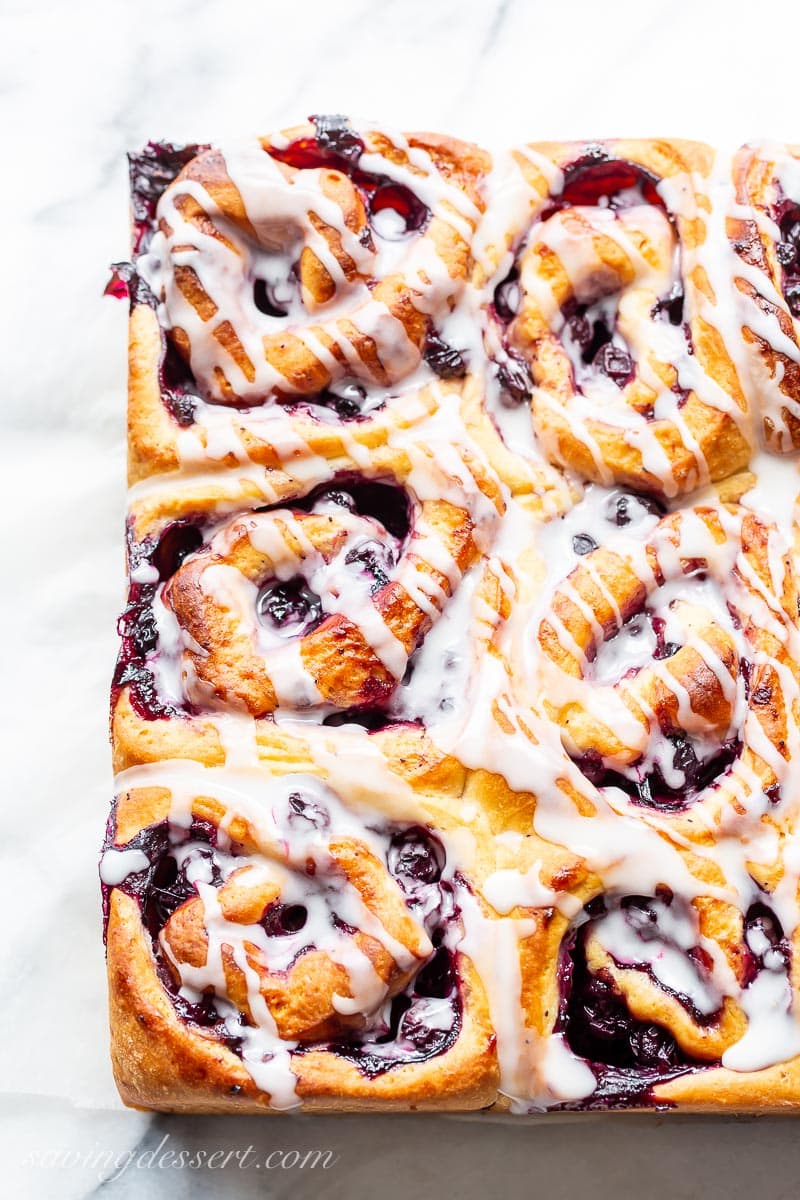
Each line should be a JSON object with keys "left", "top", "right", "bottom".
{"left": 109, "top": 890, "right": 265, "bottom": 1113}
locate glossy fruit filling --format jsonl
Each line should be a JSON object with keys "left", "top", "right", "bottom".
{"left": 545, "top": 152, "right": 666, "bottom": 218}
{"left": 575, "top": 739, "right": 740, "bottom": 813}
{"left": 270, "top": 114, "right": 431, "bottom": 242}
{"left": 128, "top": 140, "right": 209, "bottom": 255}
{"left": 113, "top": 519, "right": 206, "bottom": 720}
{"left": 775, "top": 200, "right": 800, "bottom": 316}
{"left": 556, "top": 894, "right": 713, "bottom": 1107}
{"left": 423, "top": 331, "right": 469, "bottom": 379}
{"left": 257, "top": 577, "right": 323, "bottom": 637}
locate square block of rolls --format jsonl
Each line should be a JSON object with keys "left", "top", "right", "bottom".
{"left": 102, "top": 118, "right": 800, "bottom": 1113}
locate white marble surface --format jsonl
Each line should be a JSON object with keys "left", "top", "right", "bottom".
{"left": 6, "top": 0, "right": 800, "bottom": 1195}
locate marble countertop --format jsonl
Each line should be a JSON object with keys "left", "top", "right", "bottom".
{"left": 5, "top": 0, "right": 800, "bottom": 1195}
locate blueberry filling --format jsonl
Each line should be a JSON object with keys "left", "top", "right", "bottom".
{"left": 561, "top": 300, "right": 634, "bottom": 388}
{"left": 649, "top": 614, "right": 680, "bottom": 660}
{"left": 651, "top": 282, "right": 685, "bottom": 325}
{"left": 590, "top": 894, "right": 720, "bottom": 1024}
{"left": 112, "top": 661, "right": 175, "bottom": 721}
{"left": 606, "top": 492, "right": 665, "bottom": 527}
{"left": 575, "top": 738, "right": 740, "bottom": 811}
{"left": 780, "top": 278, "right": 800, "bottom": 318}
{"left": 547, "top": 155, "right": 666, "bottom": 217}
{"left": 577, "top": 601, "right": 674, "bottom": 674}
{"left": 397, "top": 1005, "right": 451, "bottom": 1053}
{"left": 321, "top": 708, "right": 395, "bottom": 732}
{"left": 276, "top": 378, "right": 381, "bottom": 421}
{"left": 156, "top": 949, "right": 238, "bottom": 1047}
{"left": 144, "top": 844, "right": 220, "bottom": 938}
{"left": 777, "top": 240, "right": 797, "bottom": 267}
{"left": 252, "top": 479, "right": 410, "bottom": 556}
{"left": 271, "top": 121, "right": 431, "bottom": 247}
{"left": 612, "top": 495, "right": 632, "bottom": 526}
{"left": 742, "top": 902, "right": 790, "bottom": 985}
{"left": 495, "top": 352, "right": 532, "bottom": 405}
{"left": 324, "top": 381, "right": 369, "bottom": 418}
{"left": 103, "top": 819, "right": 241, "bottom": 1046}
{"left": 372, "top": 994, "right": 412, "bottom": 1044}
{"left": 151, "top": 522, "right": 204, "bottom": 581}
{"left": 309, "top": 113, "right": 365, "bottom": 164}
{"left": 572, "top": 532, "right": 598, "bottom": 556}
{"left": 145, "top": 825, "right": 221, "bottom": 936}
{"left": 555, "top": 901, "right": 711, "bottom": 1108}
{"left": 117, "top": 592, "right": 158, "bottom": 659}
{"left": 164, "top": 976, "right": 236, "bottom": 1042}
{"left": 253, "top": 277, "right": 291, "bottom": 318}
{"left": 100, "top": 815, "right": 218, "bottom": 939}
{"left": 312, "top": 946, "right": 462, "bottom": 1077}
{"left": 100, "top": 820, "right": 170, "bottom": 933}
{"left": 593, "top": 342, "right": 634, "bottom": 386}
{"left": 113, "top": 520, "right": 208, "bottom": 721}
{"left": 300, "top": 480, "right": 411, "bottom": 541}
{"left": 261, "top": 903, "right": 308, "bottom": 937}
{"left": 344, "top": 539, "right": 396, "bottom": 592}
{"left": 493, "top": 268, "right": 521, "bottom": 322}
{"left": 560, "top": 950, "right": 692, "bottom": 1076}
{"left": 564, "top": 303, "right": 610, "bottom": 363}
{"left": 497, "top": 156, "right": 682, "bottom": 402}
{"left": 306, "top": 380, "right": 369, "bottom": 420}
{"left": 387, "top": 827, "right": 445, "bottom": 888}
{"left": 286, "top": 792, "right": 331, "bottom": 832}
{"left": 292, "top": 830, "right": 459, "bottom": 1076}
{"left": 160, "top": 338, "right": 201, "bottom": 426}
{"left": 256, "top": 577, "right": 322, "bottom": 634}
{"left": 776, "top": 203, "right": 800, "bottom": 316}
{"left": 153, "top": 951, "right": 240, "bottom": 1050}
{"left": 423, "top": 331, "right": 469, "bottom": 379}
{"left": 309, "top": 487, "right": 355, "bottom": 513}
{"left": 413, "top": 945, "right": 456, "bottom": 997}
{"left": 128, "top": 141, "right": 209, "bottom": 254}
